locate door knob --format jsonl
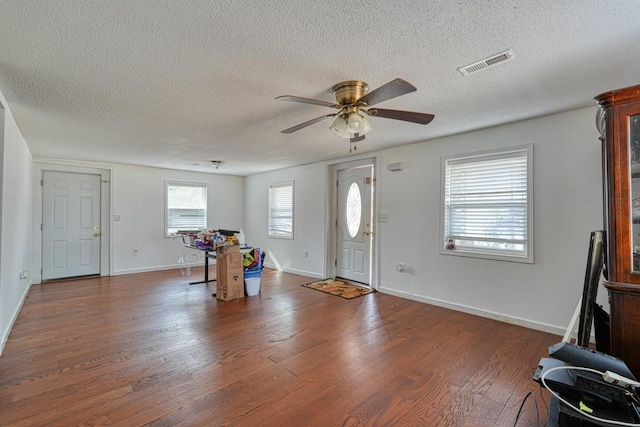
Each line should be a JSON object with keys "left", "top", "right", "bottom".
{"left": 94, "top": 232, "right": 100, "bottom": 237}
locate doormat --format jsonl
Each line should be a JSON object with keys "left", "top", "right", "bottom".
{"left": 302, "top": 279, "right": 374, "bottom": 299}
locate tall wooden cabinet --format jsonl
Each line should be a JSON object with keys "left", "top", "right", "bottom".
{"left": 595, "top": 84, "right": 640, "bottom": 377}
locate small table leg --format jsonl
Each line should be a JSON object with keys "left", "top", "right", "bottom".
{"left": 189, "top": 250, "right": 217, "bottom": 287}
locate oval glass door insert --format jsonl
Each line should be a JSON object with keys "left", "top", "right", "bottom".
{"left": 346, "top": 182, "right": 362, "bottom": 238}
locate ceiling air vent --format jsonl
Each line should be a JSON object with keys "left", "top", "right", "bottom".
{"left": 458, "top": 49, "right": 514, "bottom": 76}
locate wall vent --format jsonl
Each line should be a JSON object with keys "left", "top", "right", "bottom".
{"left": 458, "top": 49, "right": 514, "bottom": 76}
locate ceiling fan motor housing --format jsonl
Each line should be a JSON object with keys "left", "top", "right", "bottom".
{"left": 333, "top": 80, "right": 369, "bottom": 107}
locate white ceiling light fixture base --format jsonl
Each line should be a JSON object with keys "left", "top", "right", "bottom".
{"left": 458, "top": 49, "right": 515, "bottom": 76}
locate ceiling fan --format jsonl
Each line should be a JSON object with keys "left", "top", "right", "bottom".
{"left": 277, "top": 78, "right": 434, "bottom": 150}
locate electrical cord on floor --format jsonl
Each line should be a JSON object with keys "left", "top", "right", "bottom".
{"left": 513, "top": 391, "right": 541, "bottom": 427}
{"left": 537, "top": 383, "right": 549, "bottom": 427}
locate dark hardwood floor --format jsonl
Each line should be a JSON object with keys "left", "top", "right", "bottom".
{"left": 0, "top": 267, "right": 557, "bottom": 426}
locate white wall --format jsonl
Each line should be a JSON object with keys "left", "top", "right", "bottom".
{"left": 29, "top": 160, "right": 245, "bottom": 278}
{"left": 244, "top": 162, "right": 327, "bottom": 278}
{"left": 243, "top": 106, "right": 604, "bottom": 335}
{"left": 377, "top": 107, "right": 603, "bottom": 334}
{"left": 0, "top": 90, "right": 34, "bottom": 354}
{"left": 111, "top": 164, "right": 245, "bottom": 275}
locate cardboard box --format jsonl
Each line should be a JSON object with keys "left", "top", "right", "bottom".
{"left": 216, "top": 250, "right": 244, "bottom": 301}
{"left": 219, "top": 251, "right": 243, "bottom": 270}
{"left": 216, "top": 271, "right": 244, "bottom": 301}
{"left": 216, "top": 243, "right": 240, "bottom": 255}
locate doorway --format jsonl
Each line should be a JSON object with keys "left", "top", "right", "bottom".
{"left": 331, "top": 159, "right": 376, "bottom": 286}
{"left": 41, "top": 171, "right": 102, "bottom": 280}
{"left": 34, "top": 163, "right": 111, "bottom": 283}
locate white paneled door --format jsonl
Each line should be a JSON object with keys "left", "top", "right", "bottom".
{"left": 336, "top": 165, "right": 373, "bottom": 284}
{"left": 42, "top": 171, "right": 101, "bottom": 280}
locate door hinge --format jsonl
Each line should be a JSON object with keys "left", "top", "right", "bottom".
{"left": 334, "top": 259, "right": 337, "bottom": 266}
{"left": 41, "top": 224, "right": 43, "bottom": 231}
{"left": 40, "top": 179, "right": 43, "bottom": 186}
{"left": 336, "top": 179, "right": 339, "bottom": 187}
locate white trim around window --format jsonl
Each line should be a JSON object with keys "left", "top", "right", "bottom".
{"left": 440, "top": 144, "right": 534, "bottom": 263}
{"left": 268, "top": 180, "right": 294, "bottom": 239}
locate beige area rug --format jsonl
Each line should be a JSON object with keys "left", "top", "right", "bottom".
{"left": 302, "top": 279, "right": 375, "bottom": 299}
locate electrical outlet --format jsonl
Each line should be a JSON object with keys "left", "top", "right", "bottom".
{"left": 396, "top": 263, "right": 407, "bottom": 272}
{"left": 19, "top": 271, "right": 28, "bottom": 279}
{"left": 379, "top": 213, "right": 389, "bottom": 222}
{"left": 113, "top": 214, "right": 121, "bottom": 222}
{"left": 133, "top": 248, "right": 139, "bottom": 256}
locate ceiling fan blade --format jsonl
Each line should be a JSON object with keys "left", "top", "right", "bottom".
{"left": 281, "top": 114, "right": 337, "bottom": 134}
{"left": 357, "top": 78, "right": 417, "bottom": 107}
{"left": 276, "top": 95, "right": 340, "bottom": 109}
{"left": 367, "top": 108, "right": 434, "bottom": 125}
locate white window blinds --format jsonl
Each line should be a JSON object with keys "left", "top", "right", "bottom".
{"left": 166, "top": 181, "right": 207, "bottom": 236}
{"left": 443, "top": 146, "right": 532, "bottom": 262}
{"left": 268, "top": 181, "right": 294, "bottom": 239}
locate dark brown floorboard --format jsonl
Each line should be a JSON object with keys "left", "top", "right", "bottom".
{"left": 0, "top": 268, "right": 557, "bottom": 426}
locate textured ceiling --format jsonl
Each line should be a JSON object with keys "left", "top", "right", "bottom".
{"left": 1, "top": 1, "right": 639, "bottom": 176}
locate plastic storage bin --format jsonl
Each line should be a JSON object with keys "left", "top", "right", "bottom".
{"left": 245, "top": 276, "right": 261, "bottom": 296}
{"left": 244, "top": 248, "right": 263, "bottom": 296}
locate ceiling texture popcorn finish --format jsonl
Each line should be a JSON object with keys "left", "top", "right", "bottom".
{"left": 0, "top": 1, "right": 639, "bottom": 176}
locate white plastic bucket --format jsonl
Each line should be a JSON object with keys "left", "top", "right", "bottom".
{"left": 245, "top": 277, "right": 261, "bottom": 296}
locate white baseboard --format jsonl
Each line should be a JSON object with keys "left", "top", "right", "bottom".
{"left": 113, "top": 261, "right": 204, "bottom": 276}
{"left": 378, "top": 286, "right": 566, "bottom": 337}
{"left": 262, "top": 262, "right": 324, "bottom": 279}
{"left": 0, "top": 280, "right": 33, "bottom": 356}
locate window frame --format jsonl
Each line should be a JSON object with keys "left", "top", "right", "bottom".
{"left": 440, "top": 144, "right": 533, "bottom": 263}
{"left": 165, "top": 180, "right": 208, "bottom": 237}
{"left": 268, "top": 180, "right": 294, "bottom": 240}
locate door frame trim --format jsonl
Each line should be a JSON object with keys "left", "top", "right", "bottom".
{"left": 33, "top": 161, "right": 112, "bottom": 283}
{"left": 326, "top": 154, "right": 380, "bottom": 289}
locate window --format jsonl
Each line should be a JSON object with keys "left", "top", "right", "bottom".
{"left": 165, "top": 181, "right": 207, "bottom": 236}
{"left": 268, "top": 181, "right": 294, "bottom": 239}
{"left": 441, "top": 144, "right": 533, "bottom": 263}
{"left": 346, "top": 182, "right": 362, "bottom": 238}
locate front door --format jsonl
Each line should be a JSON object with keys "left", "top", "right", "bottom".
{"left": 42, "top": 171, "right": 101, "bottom": 280}
{"left": 336, "top": 165, "right": 373, "bottom": 284}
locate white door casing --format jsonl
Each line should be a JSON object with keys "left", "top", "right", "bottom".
{"left": 336, "top": 165, "right": 373, "bottom": 284}
{"left": 42, "top": 171, "right": 101, "bottom": 280}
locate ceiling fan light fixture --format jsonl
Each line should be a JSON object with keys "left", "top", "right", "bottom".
{"left": 330, "top": 115, "right": 351, "bottom": 138}
{"left": 360, "top": 114, "right": 372, "bottom": 135}
{"left": 347, "top": 113, "right": 364, "bottom": 133}
{"left": 347, "top": 113, "right": 371, "bottom": 135}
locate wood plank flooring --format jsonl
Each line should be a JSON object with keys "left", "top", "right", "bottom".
{"left": 0, "top": 268, "right": 558, "bottom": 426}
